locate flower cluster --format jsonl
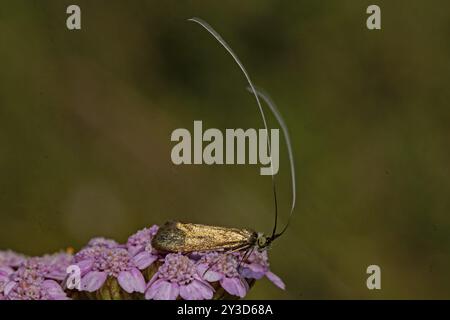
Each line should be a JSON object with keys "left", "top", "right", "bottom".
{"left": 0, "top": 225, "right": 284, "bottom": 300}
{"left": 0, "top": 252, "right": 72, "bottom": 300}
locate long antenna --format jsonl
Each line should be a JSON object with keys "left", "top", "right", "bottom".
{"left": 188, "top": 17, "right": 280, "bottom": 236}
{"left": 248, "top": 88, "right": 296, "bottom": 237}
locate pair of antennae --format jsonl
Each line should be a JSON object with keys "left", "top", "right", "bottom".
{"left": 188, "top": 17, "right": 296, "bottom": 239}
{"left": 253, "top": 88, "right": 296, "bottom": 238}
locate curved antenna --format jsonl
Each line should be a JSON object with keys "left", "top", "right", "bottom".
{"left": 247, "top": 87, "right": 296, "bottom": 238}
{"left": 188, "top": 17, "right": 279, "bottom": 237}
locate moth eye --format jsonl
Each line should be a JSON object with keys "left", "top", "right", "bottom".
{"left": 258, "top": 237, "right": 266, "bottom": 247}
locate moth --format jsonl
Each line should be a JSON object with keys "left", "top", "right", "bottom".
{"left": 152, "top": 221, "right": 267, "bottom": 253}
{"left": 152, "top": 17, "right": 296, "bottom": 254}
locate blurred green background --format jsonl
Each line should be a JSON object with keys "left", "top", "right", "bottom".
{"left": 1, "top": 0, "right": 449, "bottom": 299}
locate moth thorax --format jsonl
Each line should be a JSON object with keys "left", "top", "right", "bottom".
{"left": 256, "top": 232, "right": 270, "bottom": 250}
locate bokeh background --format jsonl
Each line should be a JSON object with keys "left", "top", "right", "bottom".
{"left": 1, "top": 0, "right": 449, "bottom": 299}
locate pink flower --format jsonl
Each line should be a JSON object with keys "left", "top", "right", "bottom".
{"left": 198, "top": 252, "right": 249, "bottom": 298}
{"left": 145, "top": 253, "right": 214, "bottom": 300}
{"left": 4, "top": 258, "right": 69, "bottom": 300}
{"left": 239, "top": 250, "right": 285, "bottom": 289}
{"left": 0, "top": 250, "right": 27, "bottom": 269}
{"left": 87, "top": 237, "right": 120, "bottom": 249}
{"left": 126, "top": 226, "right": 159, "bottom": 270}
{"left": 39, "top": 252, "right": 74, "bottom": 281}
{"left": 74, "top": 245, "right": 146, "bottom": 294}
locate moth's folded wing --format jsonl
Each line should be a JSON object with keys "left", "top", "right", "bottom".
{"left": 152, "top": 222, "right": 255, "bottom": 253}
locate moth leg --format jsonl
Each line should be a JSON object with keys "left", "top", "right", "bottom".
{"left": 223, "top": 245, "right": 252, "bottom": 273}
{"left": 201, "top": 246, "right": 250, "bottom": 278}
{"left": 224, "top": 244, "right": 251, "bottom": 254}
{"left": 201, "top": 259, "right": 219, "bottom": 278}
{"left": 237, "top": 246, "right": 255, "bottom": 271}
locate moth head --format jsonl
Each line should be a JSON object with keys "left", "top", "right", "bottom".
{"left": 256, "top": 233, "right": 271, "bottom": 250}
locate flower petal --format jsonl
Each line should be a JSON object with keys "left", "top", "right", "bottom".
{"left": 42, "top": 280, "right": 69, "bottom": 300}
{"left": 46, "top": 270, "right": 67, "bottom": 281}
{"left": 4, "top": 281, "right": 16, "bottom": 296}
{"left": 132, "top": 251, "right": 157, "bottom": 270}
{"left": 145, "top": 279, "right": 179, "bottom": 300}
{"left": 81, "top": 271, "right": 107, "bottom": 292}
{"left": 220, "top": 277, "right": 248, "bottom": 298}
{"left": 240, "top": 267, "right": 265, "bottom": 280}
{"left": 146, "top": 271, "right": 159, "bottom": 288}
{"left": 197, "top": 264, "right": 222, "bottom": 282}
{"left": 76, "top": 259, "right": 94, "bottom": 275}
{"left": 0, "top": 266, "right": 13, "bottom": 276}
{"left": 180, "top": 280, "right": 214, "bottom": 300}
{"left": 128, "top": 245, "right": 144, "bottom": 257}
{"left": 0, "top": 273, "right": 9, "bottom": 285}
{"left": 266, "top": 271, "right": 285, "bottom": 290}
{"left": 247, "top": 263, "right": 267, "bottom": 275}
{"left": 118, "top": 268, "right": 146, "bottom": 293}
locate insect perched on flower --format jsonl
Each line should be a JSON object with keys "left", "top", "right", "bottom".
{"left": 0, "top": 17, "right": 291, "bottom": 301}
{"left": 152, "top": 17, "right": 297, "bottom": 263}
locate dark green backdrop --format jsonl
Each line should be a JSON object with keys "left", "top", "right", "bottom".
{"left": 1, "top": 1, "right": 449, "bottom": 299}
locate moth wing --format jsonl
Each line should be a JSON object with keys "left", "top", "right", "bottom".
{"left": 152, "top": 221, "right": 256, "bottom": 253}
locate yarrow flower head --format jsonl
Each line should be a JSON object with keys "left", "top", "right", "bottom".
{"left": 145, "top": 253, "right": 214, "bottom": 300}
{"left": 126, "top": 225, "right": 159, "bottom": 271}
{"left": 87, "top": 237, "right": 120, "bottom": 249}
{"left": 198, "top": 252, "right": 249, "bottom": 298}
{"left": 74, "top": 244, "right": 146, "bottom": 294}
{"left": 39, "top": 252, "right": 74, "bottom": 281}
{"left": 0, "top": 250, "right": 27, "bottom": 269}
{"left": 239, "top": 250, "right": 285, "bottom": 289}
{"left": 3, "top": 257, "right": 69, "bottom": 300}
